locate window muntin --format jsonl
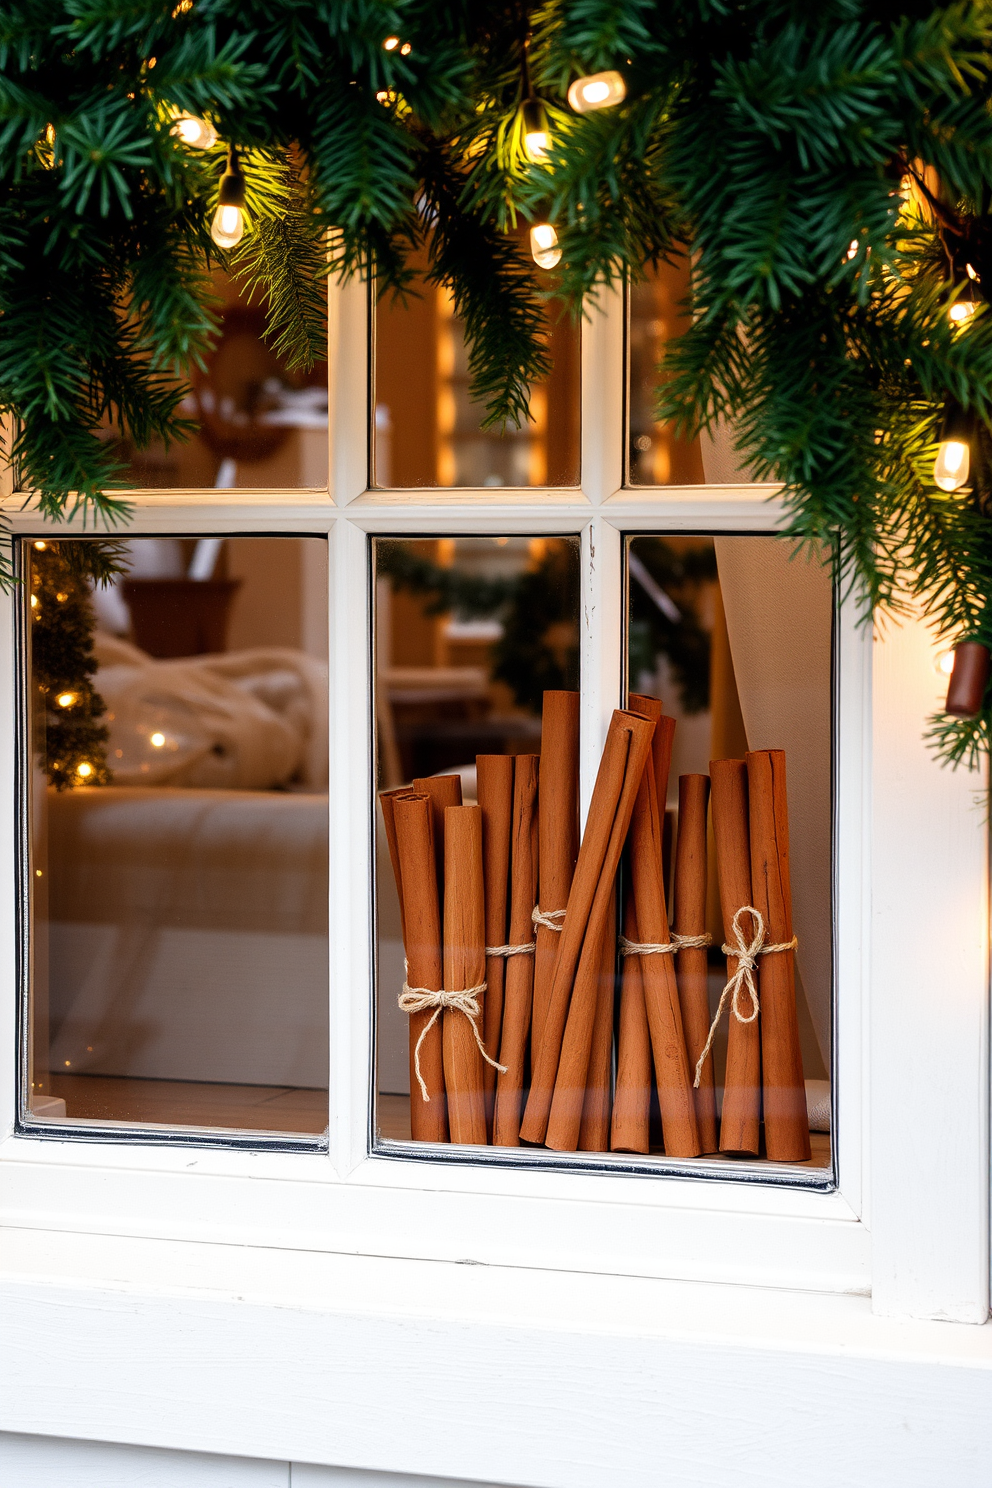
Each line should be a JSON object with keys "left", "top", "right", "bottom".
{"left": 373, "top": 248, "right": 580, "bottom": 489}
{"left": 23, "top": 535, "right": 329, "bottom": 1138}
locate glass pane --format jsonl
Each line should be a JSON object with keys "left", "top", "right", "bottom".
{"left": 26, "top": 536, "right": 329, "bottom": 1136}
{"left": 374, "top": 531, "right": 831, "bottom": 1175}
{"left": 373, "top": 535, "right": 580, "bottom": 1142}
{"left": 107, "top": 271, "right": 328, "bottom": 490}
{"left": 374, "top": 247, "right": 580, "bottom": 488}
{"left": 627, "top": 259, "right": 706, "bottom": 486}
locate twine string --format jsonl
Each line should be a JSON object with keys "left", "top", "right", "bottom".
{"left": 692, "top": 906, "right": 798, "bottom": 1088}
{"left": 619, "top": 932, "right": 712, "bottom": 956}
{"left": 398, "top": 972, "right": 507, "bottom": 1102}
{"left": 486, "top": 941, "right": 536, "bottom": 957}
{"left": 532, "top": 905, "right": 566, "bottom": 933}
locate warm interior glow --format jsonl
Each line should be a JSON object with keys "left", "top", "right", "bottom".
{"left": 530, "top": 223, "right": 561, "bottom": 269}
{"left": 934, "top": 438, "right": 970, "bottom": 491}
{"left": 33, "top": 540, "right": 46, "bottom": 550}
{"left": 150, "top": 732, "right": 166, "bottom": 747}
{"left": 30, "top": 595, "right": 37, "bottom": 608}
{"left": 76, "top": 762, "right": 92, "bottom": 778}
{"left": 56, "top": 692, "right": 75, "bottom": 708}
{"left": 211, "top": 202, "right": 244, "bottom": 249}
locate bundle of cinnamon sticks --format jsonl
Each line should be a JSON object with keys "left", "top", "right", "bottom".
{"left": 380, "top": 690, "right": 811, "bottom": 1162}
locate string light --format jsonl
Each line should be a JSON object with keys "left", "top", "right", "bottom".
{"left": 77, "top": 762, "right": 93, "bottom": 779}
{"left": 383, "top": 35, "right": 399, "bottom": 49}
{"left": 937, "top": 650, "right": 957, "bottom": 675}
{"left": 567, "top": 71, "right": 626, "bottom": 113}
{"left": 33, "top": 540, "right": 46, "bottom": 550}
{"left": 530, "top": 223, "right": 561, "bottom": 269}
{"left": 934, "top": 401, "right": 973, "bottom": 492}
{"left": 171, "top": 112, "right": 218, "bottom": 150}
{"left": 949, "top": 276, "right": 979, "bottom": 325}
{"left": 211, "top": 145, "right": 246, "bottom": 248}
{"left": 150, "top": 732, "right": 166, "bottom": 747}
{"left": 521, "top": 98, "right": 550, "bottom": 162}
{"left": 56, "top": 692, "right": 76, "bottom": 708}
{"left": 845, "top": 239, "right": 859, "bottom": 261}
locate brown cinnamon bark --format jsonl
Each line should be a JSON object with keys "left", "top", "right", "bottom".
{"left": 674, "top": 774, "right": 718, "bottom": 1152}
{"left": 413, "top": 774, "right": 462, "bottom": 896}
{"left": 442, "top": 804, "right": 488, "bottom": 1144}
{"left": 529, "top": 709, "right": 655, "bottom": 1149}
{"left": 476, "top": 754, "right": 514, "bottom": 1135}
{"left": 610, "top": 888, "right": 652, "bottom": 1153}
{"left": 384, "top": 792, "right": 448, "bottom": 1141}
{"left": 492, "top": 755, "right": 540, "bottom": 1146}
{"left": 532, "top": 691, "right": 580, "bottom": 1063}
{"left": 578, "top": 889, "right": 618, "bottom": 1152}
{"left": 710, "top": 758, "right": 761, "bottom": 1156}
{"left": 746, "top": 750, "right": 811, "bottom": 1161}
{"left": 626, "top": 742, "right": 700, "bottom": 1158}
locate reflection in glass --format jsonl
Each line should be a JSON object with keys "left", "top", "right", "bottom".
{"left": 26, "top": 536, "right": 329, "bottom": 1135}
{"left": 628, "top": 258, "right": 705, "bottom": 485}
{"left": 374, "top": 248, "right": 580, "bottom": 488}
{"left": 107, "top": 271, "right": 328, "bottom": 491}
{"left": 373, "top": 536, "right": 580, "bottom": 1141}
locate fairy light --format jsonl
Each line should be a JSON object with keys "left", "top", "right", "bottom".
{"left": 171, "top": 112, "right": 218, "bottom": 150}
{"left": 521, "top": 98, "right": 550, "bottom": 162}
{"left": 33, "top": 540, "right": 46, "bottom": 550}
{"left": 211, "top": 145, "right": 246, "bottom": 248}
{"left": 938, "top": 650, "right": 957, "bottom": 676}
{"left": 56, "top": 692, "right": 76, "bottom": 708}
{"left": 383, "top": 35, "right": 400, "bottom": 50}
{"left": 530, "top": 223, "right": 561, "bottom": 269}
{"left": 77, "top": 762, "right": 93, "bottom": 779}
{"left": 150, "top": 732, "right": 166, "bottom": 747}
{"left": 845, "top": 239, "right": 859, "bottom": 261}
{"left": 567, "top": 71, "right": 626, "bottom": 113}
{"left": 934, "top": 401, "right": 973, "bottom": 492}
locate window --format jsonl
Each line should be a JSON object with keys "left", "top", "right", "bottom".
{"left": 23, "top": 535, "right": 329, "bottom": 1140}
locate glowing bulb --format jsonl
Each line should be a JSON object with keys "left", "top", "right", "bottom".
{"left": 171, "top": 112, "right": 218, "bottom": 150}
{"left": 950, "top": 300, "right": 975, "bottom": 323}
{"left": 845, "top": 239, "right": 859, "bottom": 261}
{"left": 30, "top": 595, "right": 37, "bottom": 608}
{"left": 211, "top": 202, "right": 244, "bottom": 248}
{"left": 33, "top": 540, "right": 46, "bottom": 550}
{"left": 967, "top": 262, "right": 979, "bottom": 280}
{"left": 567, "top": 71, "right": 626, "bottom": 113}
{"left": 934, "top": 439, "right": 970, "bottom": 491}
{"left": 400, "top": 42, "right": 411, "bottom": 55}
{"left": 530, "top": 223, "right": 561, "bottom": 270}
{"left": 383, "top": 35, "right": 399, "bottom": 49}
{"left": 521, "top": 99, "right": 550, "bottom": 163}
{"left": 77, "top": 762, "right": 93, "bottom": 778}
{"left": 938, "top": 650, "right": 957, "bottom": 675}
{"left": 56, "top": 692, "right": 75, "bottom": 708}
{"left": 150, "top": 732, "right": 166, "bottom": 747}
{"left": 210, "top": 146, "right": 247, "bottom": 248}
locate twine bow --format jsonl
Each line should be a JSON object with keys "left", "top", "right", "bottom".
{"left": 398, "top": 975, "right": 507, "bottom": 1102}
{"left": 692, "top": 906, "right": 798, "bottom": 1088}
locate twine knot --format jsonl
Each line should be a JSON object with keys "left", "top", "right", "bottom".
{"left": 398, "top": 973, "right": 507, "bottom": 1102}
{"left": 532, "top": 905, "right": 566, "bottom": 933}
{"left": 692, "top": 907, "right": 798, "bottom": 1088}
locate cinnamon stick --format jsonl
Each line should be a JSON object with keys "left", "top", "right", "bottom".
{"left": 610, "top": 887, "right": 652, "bottom": 1153}
{"left": 710, "top": 758, "right": 761, "bottom": 1156}
{"left": 746, "top": 750, "right": 811, "bottom": 1162}
{"left": 387, "top": 792, "right": 448, "bottom": 1141}
{"left": 529, "top": 709, "right": 655, "bottom": 1149}
{"left": 532, "top": 691, "right": 580, "bottom": 1063}
{"left": 492, "top": 755, "right": 540, "bottom": 1146}
{"left": 476, "top": 754, "right": 514, "bottom": 1135}
{"left": 673, "top": 774, "right": 718, "bottom": 1152}
{"left": 442, "top": 804, "right": 488, "bottom": 1145}
{"left": 626, "top": 739, "right": 700, "bottom": 1158}
{"left": 578, "top": 889, "right": 618, "bottom": 1152}
{"left": 413, "top": 774, "right": 462, "bottom": 896}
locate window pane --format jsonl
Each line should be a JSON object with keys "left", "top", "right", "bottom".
{"left": 373, "top": 247, "right": 580, "bottom": 488}
{"left": 107, "top": 271, "right": 328, "bottom": 491}
{"left": 373, "top": 535, "right": 580, "bottom": 1142}
{"left": 375, "top": 531, "right": 831, "bottom": 1175}
{"left": 25, "top": 536, "right": 329, "bottom": 1136}
{"left": 627, "top": 259, "right": 706, "bottom": 486}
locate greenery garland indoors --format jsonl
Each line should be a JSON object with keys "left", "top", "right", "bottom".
{"left": 6, "top": 4, "right": 992, "bottom": 764}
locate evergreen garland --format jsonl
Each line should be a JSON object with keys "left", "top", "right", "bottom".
{"left": 5, "top": 4, "right": 992, "bottom": 760}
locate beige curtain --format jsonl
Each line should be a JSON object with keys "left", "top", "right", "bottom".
{"left": 712, "top": 536, "right": 833, "bottom": 1068}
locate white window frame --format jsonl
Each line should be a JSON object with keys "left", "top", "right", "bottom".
{"left": 0, "top": 278, "right": 987, "bottom": 1476}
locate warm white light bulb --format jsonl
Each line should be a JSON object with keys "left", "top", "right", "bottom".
{"left": 845, "top": 239, "right": 859, "bottom": 261}
{"left": 77, "top": 762, "right": 92, "bottom": 779}
{"left": 211, "top": 202, "right": 244, "bottom": 248}
{"left": 950, "top": 298, "right": 977, "bottom": 324}
{"left": 524, "top": 128, "right": 549, "bottom": 163}
{"left": 150, "top": 732, "right": 166, "bottom": 747}
{"left": 383, "top": 35, "right": 399, "bottom": 50}
{"left": 938, "top": 650, "right": 957, "bottom": 676}
{"left": 56, "top": 692, "right": 75, "bottom": 708}
{"left": 171, "top": 113, "right": 218, "bottom": 150}
{"left": 934, "top": 438, "right": 970, "bottom": 491}
{"left": 530, "top": 223, "right": 561, "bottom": 270}
{"left": 567, "top": 70, "right": 626, "bottom": 113}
